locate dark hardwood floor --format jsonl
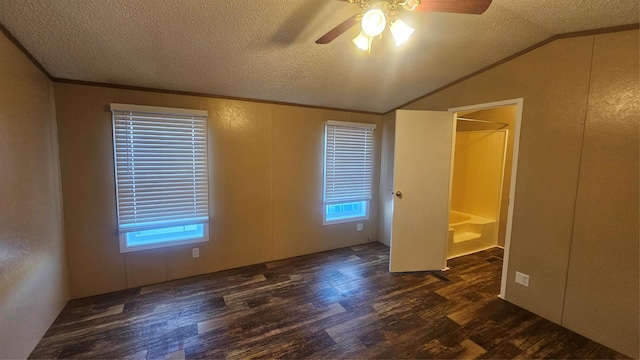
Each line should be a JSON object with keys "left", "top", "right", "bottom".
{"left": 30, "top": 243, "right": 627, "bottom": 359}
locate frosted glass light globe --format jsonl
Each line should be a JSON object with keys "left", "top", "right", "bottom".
{"left": 361, "top": 9, "right": 386, "bottom": 37}
{"left": 352, "top": 31, "right": 372, "bottom": 52}
{"left": 390, "top": 19, "right": 415, "bottom": 47}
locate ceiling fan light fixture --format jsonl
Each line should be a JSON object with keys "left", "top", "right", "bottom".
{"left": 361, "top": 8, "right": 387, "bottom": 37}
{"left": 389, "top": 18, "right": 415, "bottom": 47}
{"left": 401, "top": 0, "right": 421, "bottom": 11}
{"left": 353, "top": 31, "right": 373, "bottom": 52}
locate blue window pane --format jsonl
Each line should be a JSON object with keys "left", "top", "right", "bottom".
{"left": 126, "top": 224, "right": 204, "bottom": 247}
{"left": 326, "top": 201, "right": 368, "bottom": 223}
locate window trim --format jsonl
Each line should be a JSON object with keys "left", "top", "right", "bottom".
{"left": 110, "top": 103, "right": 210, "bottom": 253}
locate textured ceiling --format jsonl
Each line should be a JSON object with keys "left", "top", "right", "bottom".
{"left": 0, "top": 0, "right": 638, "bottom": 113}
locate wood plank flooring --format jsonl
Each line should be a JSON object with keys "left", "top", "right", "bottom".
{"left": 30, "top": 243, "right": 627, "bottom": 359}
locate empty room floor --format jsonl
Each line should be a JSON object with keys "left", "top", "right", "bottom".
{"left": 30, "top": 243, "right": 627, "bottom": 359}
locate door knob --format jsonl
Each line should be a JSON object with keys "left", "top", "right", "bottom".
{"left": 395, "top": 191, "right": 403, "bottom": 199}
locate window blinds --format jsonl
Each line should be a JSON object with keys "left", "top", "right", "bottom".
{"left": 110, "top": 104, "right": 209, "bottom": 233}
{"left": 323, "top": 120, "right": 376, "bottom": 205}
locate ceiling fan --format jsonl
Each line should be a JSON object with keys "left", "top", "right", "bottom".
{"left": 316, "top": 0, "right": 492, "bottom": 52}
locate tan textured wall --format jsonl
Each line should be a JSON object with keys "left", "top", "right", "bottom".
{"left": 401, "top": 30, "right": 639, "bottom": 357}
{"left": 54, "top": 84, "right": 382, "bottom": 299}
{"left": 561, "top": 30, "right": 639, "bottom": 357}
{"left": 0, "top": 33, "right": 68, "bottom": 358}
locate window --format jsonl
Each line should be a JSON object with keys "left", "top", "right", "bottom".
{"left": 110, "top": 103, "right": 209, "bottom": 253}
{"left": 323, "top": 120, "right": 376, "bottom": 225}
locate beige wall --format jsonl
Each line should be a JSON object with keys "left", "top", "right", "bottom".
{"left": 561, "top": 30, "right": 639, "bottom": 357}
{"left": 400, "top": 30, "right": 639, "bottom": 357}
{"left": 53, "top": 84, "right": 383, "bottom": 299}
{"left": 0, "top": 33, "right": 68, "bottom": 358}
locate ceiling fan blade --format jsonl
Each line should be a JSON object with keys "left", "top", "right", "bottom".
{"left": 315, "top": 15, "right": 360, "bottom": 44}
{"left": 415, "top": 0, "right": 492, "bottom": 14}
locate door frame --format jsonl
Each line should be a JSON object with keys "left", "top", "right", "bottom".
{"left": 448, "top": 98, "right": 524, "bottom": 299}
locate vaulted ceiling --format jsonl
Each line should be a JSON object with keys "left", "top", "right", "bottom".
{"left": 0, "top": 0, "right": 638, "bottom": 113}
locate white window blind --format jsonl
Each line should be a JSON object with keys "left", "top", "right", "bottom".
{"left": 111, "top": 104, "right": 209, "bottom": 234}
{"left": 323, "top": 120, "right": 376, "bottom": 205}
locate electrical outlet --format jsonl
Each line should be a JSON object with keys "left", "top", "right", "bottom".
{"left": 192, "top": 248, "right": 200, "bottom": 258}
{"left": 515, "top": 271, "right": 529, "bottom": 287}
{"left": 357, "top": 223, "right": 364, "bottom": 231}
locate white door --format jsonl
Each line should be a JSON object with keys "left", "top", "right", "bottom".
{"left": 389, "top": 110, "right": 454, "bottom": 272}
